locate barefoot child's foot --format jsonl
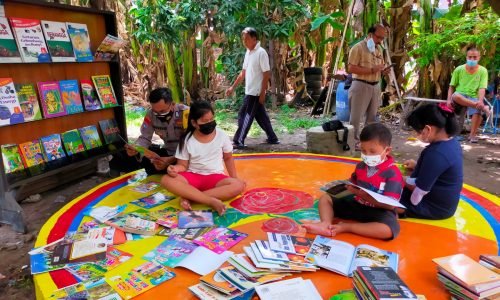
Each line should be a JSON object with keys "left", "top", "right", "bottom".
{"left": 180, "top": 198, "right": 192, "bottom": 210}
{"left": 209, "top": 197, "right": 226, "bottom": 216}
{"left": 299, "top": 219, "right": 321, "bottom": 224}
{"left": 302, "top": 222, "right": 333, "bottom": 236}
{"left": 328, "top": 223, "right": 349, "bottom": 236}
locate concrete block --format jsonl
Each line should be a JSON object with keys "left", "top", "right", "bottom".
{"left": 306, "top": 125, "right": 355, "bottom": 157}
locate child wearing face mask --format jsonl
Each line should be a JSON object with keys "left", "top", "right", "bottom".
{"left": 400, "top": 103, "right": 463, "bottom": 219}
{"left": 161, "top": 100, "right": 245, "bottom": 215}
{"left": 303, "top": 123, "right": 404, "bottom": 240}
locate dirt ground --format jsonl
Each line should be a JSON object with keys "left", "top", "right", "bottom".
{"left": 0, "top": 109, "right": 498, "bottom": 299}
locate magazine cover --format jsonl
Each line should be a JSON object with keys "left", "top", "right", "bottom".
{"left": 178, "top": 210, "right": 214, "bottom": 229}
{"left": 1, "top": 144, "right": 25, "bottom": 173}
{"left": 94, "top": 34, "right": 126, "bottom": 61}
{"left": 92, "top": 75, "right": 118, "bottom": 108}
{"left": 106, "top": 261, "right": 175, "bottom": 299}
{"left": 80, "top": 79, "right": 101, "bottom": 111}
{"left": 78, "top": 125, "right": 103, "bottom": 150}
{"left": 131, "top": 181, "right": 160, "bottom": 193}
{"left": 37, "top": 81, "right": 66, "bottom": 118}
{"left": 0, "top": 17, "right": 22, "bottom": 62}
{"left": 0, "top": 78, "right": 24, "bottom": 126}
{"left": 66, "top": 22, "right": 92, "bottom": 62}
{"left": 158, "top": 226, "right": 211, "bottom": 240}
{"left": 143, "top": 235, "right": 199, "bottom": 268}
{"left": 131, "top": 192, "right": 175, "bottom": 209}
{"left": 40, "top": 134, "right": 65, "bottom": 161}
{"left": 148, "top": 207, "right": 178, "bottom": 228}
{"left": 14, "top": 83, "right": 42, "bottom": 121}
{"left": 59, "top": 79, "right": 84, "bottom": 114}
{"left": 9, "top": 17, "right": 50, "bottom": 62}
{"left": 61, "top": 129, "right": 85, "bottom": 155}
{"left": 40, "top": 20, "right": 75, "bottom": 62}
{"left": 19, "top": 139, "right": 45, "bottom": 167}
{"left": 194, "top": 227, "right": 248, "bottom": 254}
{"left": 84, "top": 278, "right": 121, "bottom": 300}
{"left": 98, "top": 119, "right": 121, "bottom": 144}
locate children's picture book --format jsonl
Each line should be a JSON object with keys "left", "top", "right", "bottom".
{"left": 40, "top": 20, "right": 75, "bottom": 62}
{"left": 149, "top": 207, "right": 178, "bottom": 228}
{"left": 106, "top": 214, "right": 158, "bottom": 235}
{"left": 98, "top": 119, "right": 121, "bottom": 144}
{"left": 0, "top": 17, "right": 22, "bottom": 62}
{"left": 84, "top": 278, "right": 121, "bottom": 300}
{"left": 267, "top": 232, "right": 313, "bottom": 256}
{"left": 130, "top": 192, "right": 175, "bottom": 209}
{"left": 61, "top": 129, "right": 85, "bottom": 155}
{"left": 178, "top": 210, "right": 214, "bottom": 229}
{"left": 48, "top": 282, "right": 88, "bottom": 299}
{"left": 321, "top": 180, "right": 406, "bottom": 209}
{"left": 66, "top": 22, "right": 92, "bottom": 62}
{"left": 131, "top": 181, "right": 160, "bottom": 193}
{"left": 194, "top": 227, "right": 248, "bottom": 254}
{"left": 200, "top": 269, "right": 240, "bottom": 296}
{"left": 479, "top": 254, "right": 500, "bottom": 273}
{"left": 19, "top": 139, "right": 45, "bottom": 167}
{"left": 305, "top": 236, "right": 398, "bottom": 277}
{"left": 1, "top": 144, "right": 25, "bottom": 174}
{"left": 37, "top": 81, "right": 66, "bottom": 118}
{"left": 59, "top": 79, "right": 84, "bottom": 114}
{"left": 118, "top": 134, "right": 160, "bottom": 160}
{"left": 40, "top": 134, "right": 65, "bottom": 161}
{"left": 105, "top": 261, "right": 175, "bottom": 300}
{"left": 94, "top": 34, "right": 126, "bottom": 61}
{"left": 144, "top": 235, "right": 233, "bottom": 275}
{"left": 14, "top": 83, "right": 42, "bottom": 121}
{"left": 255, "top": 277, "right": 322, "bottom": 300}
{"left": 78, "top": 125, "right": 103, "bottom": 150}
{"left": 92, "top": 75, "right": 118, "bottom": 108}
{"left": 158, "top": 226, "right": 211, "bottom": 240}
{"left": 0, "top": 78, "right": 24, "bottom": 126}
{"left": 85, "top": 205, "right": 126, "bottom": 223}
{"left": 80, "top": 79, "right": 101, "bottom": 111}
{"left": 354, "top": 267, "right": 418, "bottom": 300}
{"left": 9, "top": 17, "right": 50, "bottom": 62}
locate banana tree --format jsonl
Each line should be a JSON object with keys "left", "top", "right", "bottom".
{"left": 310, "top": 11, "right": 344, "bottom": 67}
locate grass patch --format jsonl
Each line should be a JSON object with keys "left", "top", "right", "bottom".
{"left": 277, "top": 105, "right": 328, "bottom": 134}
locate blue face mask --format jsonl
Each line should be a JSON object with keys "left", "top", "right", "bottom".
{"left": 366, "top": 38, "right": 376, "bottom": 53}
{"left": 466, "top": 59, "right": 478, "bottom": 67}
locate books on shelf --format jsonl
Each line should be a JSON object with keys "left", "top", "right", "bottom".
{"left": 92, "top": 75, "right": 118, "bottom": 108}
{"left": 66, "top": 22, "right": 93, "bottom": 62}
{"left": 81, "top": 79, "right": 101, "bottom": 111}
{"left": 37, "top": 81, "right": 66, "bottom": 118}
{"left": 0, "top": 78, "right": 24, "bottom": 126}
{"left": 353, "top": 266, "right": 418, "bottom": 300}
{"left": 59, "top": 79, "right": 84, "bottom": 114}
{"left": 0, "top": 17, "right": 22, "bottom": 62}
{"left": 1, "top": 144, "right": 25, "bottom": 174}
{"left": 14, "top": 83, "right": 42, "bottom": 121}
{"left": 94, "top": 34, "right": 126, "bottom": 61}
{"left": 40, "top": 133, "right": 65, "bottom": 161}
{"left": 19, "top": 139, "right": 45, "bottom": 167}
{"left": 254, "top": 277, "right": 322, "bottom": 300}
{"left": 98, "top": 119, "right": 121, "bottom": 144}
{"left": 40, "top": 20, "right": 75, "bottom": 62}
{"left": 9, "top": 17, "right": 50, "bottom": 63}
{"left": 178, "top": 210, "right": 214, "bottom": 229}
{"left": 78, "top": 125, "right": 103, "bottom": 150}
{"left": 305, "top": 235, "right": 398, "bottom": 277}
{"left": 61, "top": 129, "right": 85, "bottom": 155}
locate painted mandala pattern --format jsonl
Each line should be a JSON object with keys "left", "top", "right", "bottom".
{"left": 230, "top": 187, "right": 314, "bottom": 214}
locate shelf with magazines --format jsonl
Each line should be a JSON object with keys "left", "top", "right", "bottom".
{"left": 0, "top": 0, "right": 127, "bottom": 233}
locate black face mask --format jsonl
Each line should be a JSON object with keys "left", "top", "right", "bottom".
{"left": 199, "top": 120, "right": 217, "bottom": 135}
{"left": 156, "top": 111, "right": 173, "bottom": 123}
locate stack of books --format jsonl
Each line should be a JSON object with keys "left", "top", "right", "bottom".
{"left": 433, "top": 253, "right": 500, "bottom": 299}
{"left": 479, "top": 255, "right": 500, "bottom": 274}
{"left": 352, "top": 266, "right": 418, "bottom": 300}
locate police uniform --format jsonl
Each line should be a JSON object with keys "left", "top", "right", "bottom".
{"left": 136, "top": 103, "right": 189, "bottom": 156}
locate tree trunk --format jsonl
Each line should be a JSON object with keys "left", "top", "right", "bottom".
{"left": 417, "top": 0, "right": 433, "bottom": 98}
{"left": 200, "top": 29, "right": 209, "bottom": 89}
{"left": 268, "top": 40, "right": 278, "bottom": 110}
{"left": 164, "top": 44, "right": 183, "bottom": 103}
{"left": 388, "top": 0, "right": 412, "bottom": 95}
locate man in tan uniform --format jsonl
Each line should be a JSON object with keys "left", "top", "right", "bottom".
{"left": 348, "top": 24, "right": 390, "bottom": 150}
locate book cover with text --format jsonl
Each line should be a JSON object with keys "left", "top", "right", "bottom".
{"left": 0, "top": 78, "right": 24, "bottom": 126}
{"left": 92, "top": 75, "right": 118, "bottom": 108}
{"left": 40, "top": 20, "right": 75, "bottom": 62}
{"left": 81, "top": 79, "right": 101, "bottom": 111}
{"left": 1, "top": 144, "right": 25, "bottom": 173}
{"left": 66, "top": 22, "right": 92, "bottom": 62}
{"left": 78, "top": 125, "right": 103, "bottom": 150}
{"left": 15, "top": 83, "right": 42, "bottom": 121}
{"left": 59, "top": 79, "right": 84, "bottom": 114}
{"left": 0, "top": 17, "right": 22, "bottom": 62}
{"left": 40, "top": 134, "right": 65, "bottom": 161}
{"left": 61, "top": 129, "right": 85, "bottom": 155}
{"left": 37, "top": 81, "right": 66, "bottom": 118}
{"left": 9, "top": 17, "right": 50, "bottom": 62}
{"left": 19, "top": 139, "right": 45, "bottom": 167}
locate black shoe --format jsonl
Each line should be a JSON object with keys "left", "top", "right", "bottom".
{"left": 233, "top": 143, "right": 247, "bottom": 149}
{"left": 266, "top": 139, "right": 280, "bottom": 145}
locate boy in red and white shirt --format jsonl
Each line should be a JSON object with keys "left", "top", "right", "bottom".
{"left": 304, "top": 123, "right": 404, "bottom": 240}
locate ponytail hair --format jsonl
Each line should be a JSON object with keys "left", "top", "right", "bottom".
{"left": 178, "top": 100, "right": 214, "bottom": 151}
{"left": 407, "top": 103, "right": 459, "bottom": 137}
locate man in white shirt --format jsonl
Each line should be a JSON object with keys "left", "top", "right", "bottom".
{"left": 226, "top": 27, "right": 279, "bottom": 149}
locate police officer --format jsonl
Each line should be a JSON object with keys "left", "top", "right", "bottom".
{"left": 119, "top": 87, "right": 189, "bottom": 175}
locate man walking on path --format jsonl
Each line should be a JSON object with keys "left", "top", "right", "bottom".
{"left": 348, "top": 24, "right": 390, "bottom": 151}
{"left": 226, "top": 27, "right": 279, "bottom": 149}
{"left": 447, "top": 46, "right": 489, "bottom": 143}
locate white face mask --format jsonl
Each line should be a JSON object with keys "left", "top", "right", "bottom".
{"left": 361, "top": 149, "right": 387, "bottom": 167}
{"left": 367, "top": 37, "right": 376, "bottom": 53}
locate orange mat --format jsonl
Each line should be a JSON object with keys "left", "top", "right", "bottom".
{"left": 33, "top": 153, "right": 499, "bottom": 299}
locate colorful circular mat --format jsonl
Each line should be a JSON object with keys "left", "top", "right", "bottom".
{"left": 33, "top": 153, "right": 499, "bottom": 299}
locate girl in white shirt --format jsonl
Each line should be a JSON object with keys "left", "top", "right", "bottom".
{"left": 161, "top": 100, "right": 245, "bottom": 215}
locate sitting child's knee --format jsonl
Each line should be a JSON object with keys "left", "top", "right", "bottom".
{"left": 233, "top": 179, "right": 245, "bottom": 194}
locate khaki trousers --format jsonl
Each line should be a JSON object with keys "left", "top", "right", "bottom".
{"left": 348, "top": 80, "right": 381, "bottom": 141}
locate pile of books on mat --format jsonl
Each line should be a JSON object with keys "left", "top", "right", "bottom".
{"left": 352, "top": 266, "right": 418, "bottom": 300}
{"left": 433, "top": 253, "right": 500, "bottom": 300}
{"left": 189, "top": 232, "right": 319, "bottom": 299}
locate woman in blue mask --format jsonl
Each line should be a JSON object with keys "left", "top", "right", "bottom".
{"left": 161, "top": 100, "right": 245, "bottom": 216}
{"left": 446, "top": 45, "right": 490, "bottom": 143}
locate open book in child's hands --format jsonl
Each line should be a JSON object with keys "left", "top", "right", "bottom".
{"left": 119, "top": 135, "right": 160, "bottom": 160}
{"left": 321, "top": 180, "right": 406, "bottom": 209}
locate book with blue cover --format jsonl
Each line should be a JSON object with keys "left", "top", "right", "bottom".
{"left": 59, "top": 79, "right": 84, "bottom": 114}
{"left": 178, "top": 210, "right": 214, "bottom": 229}
{"left": 40, "top": 133, "right": 65, "bottom": 161}
{"left": 78, "top": 125, "right": 102, "bottom": 150}
{"left": 66, "top": 22, "right": 92, "bottom": 62}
